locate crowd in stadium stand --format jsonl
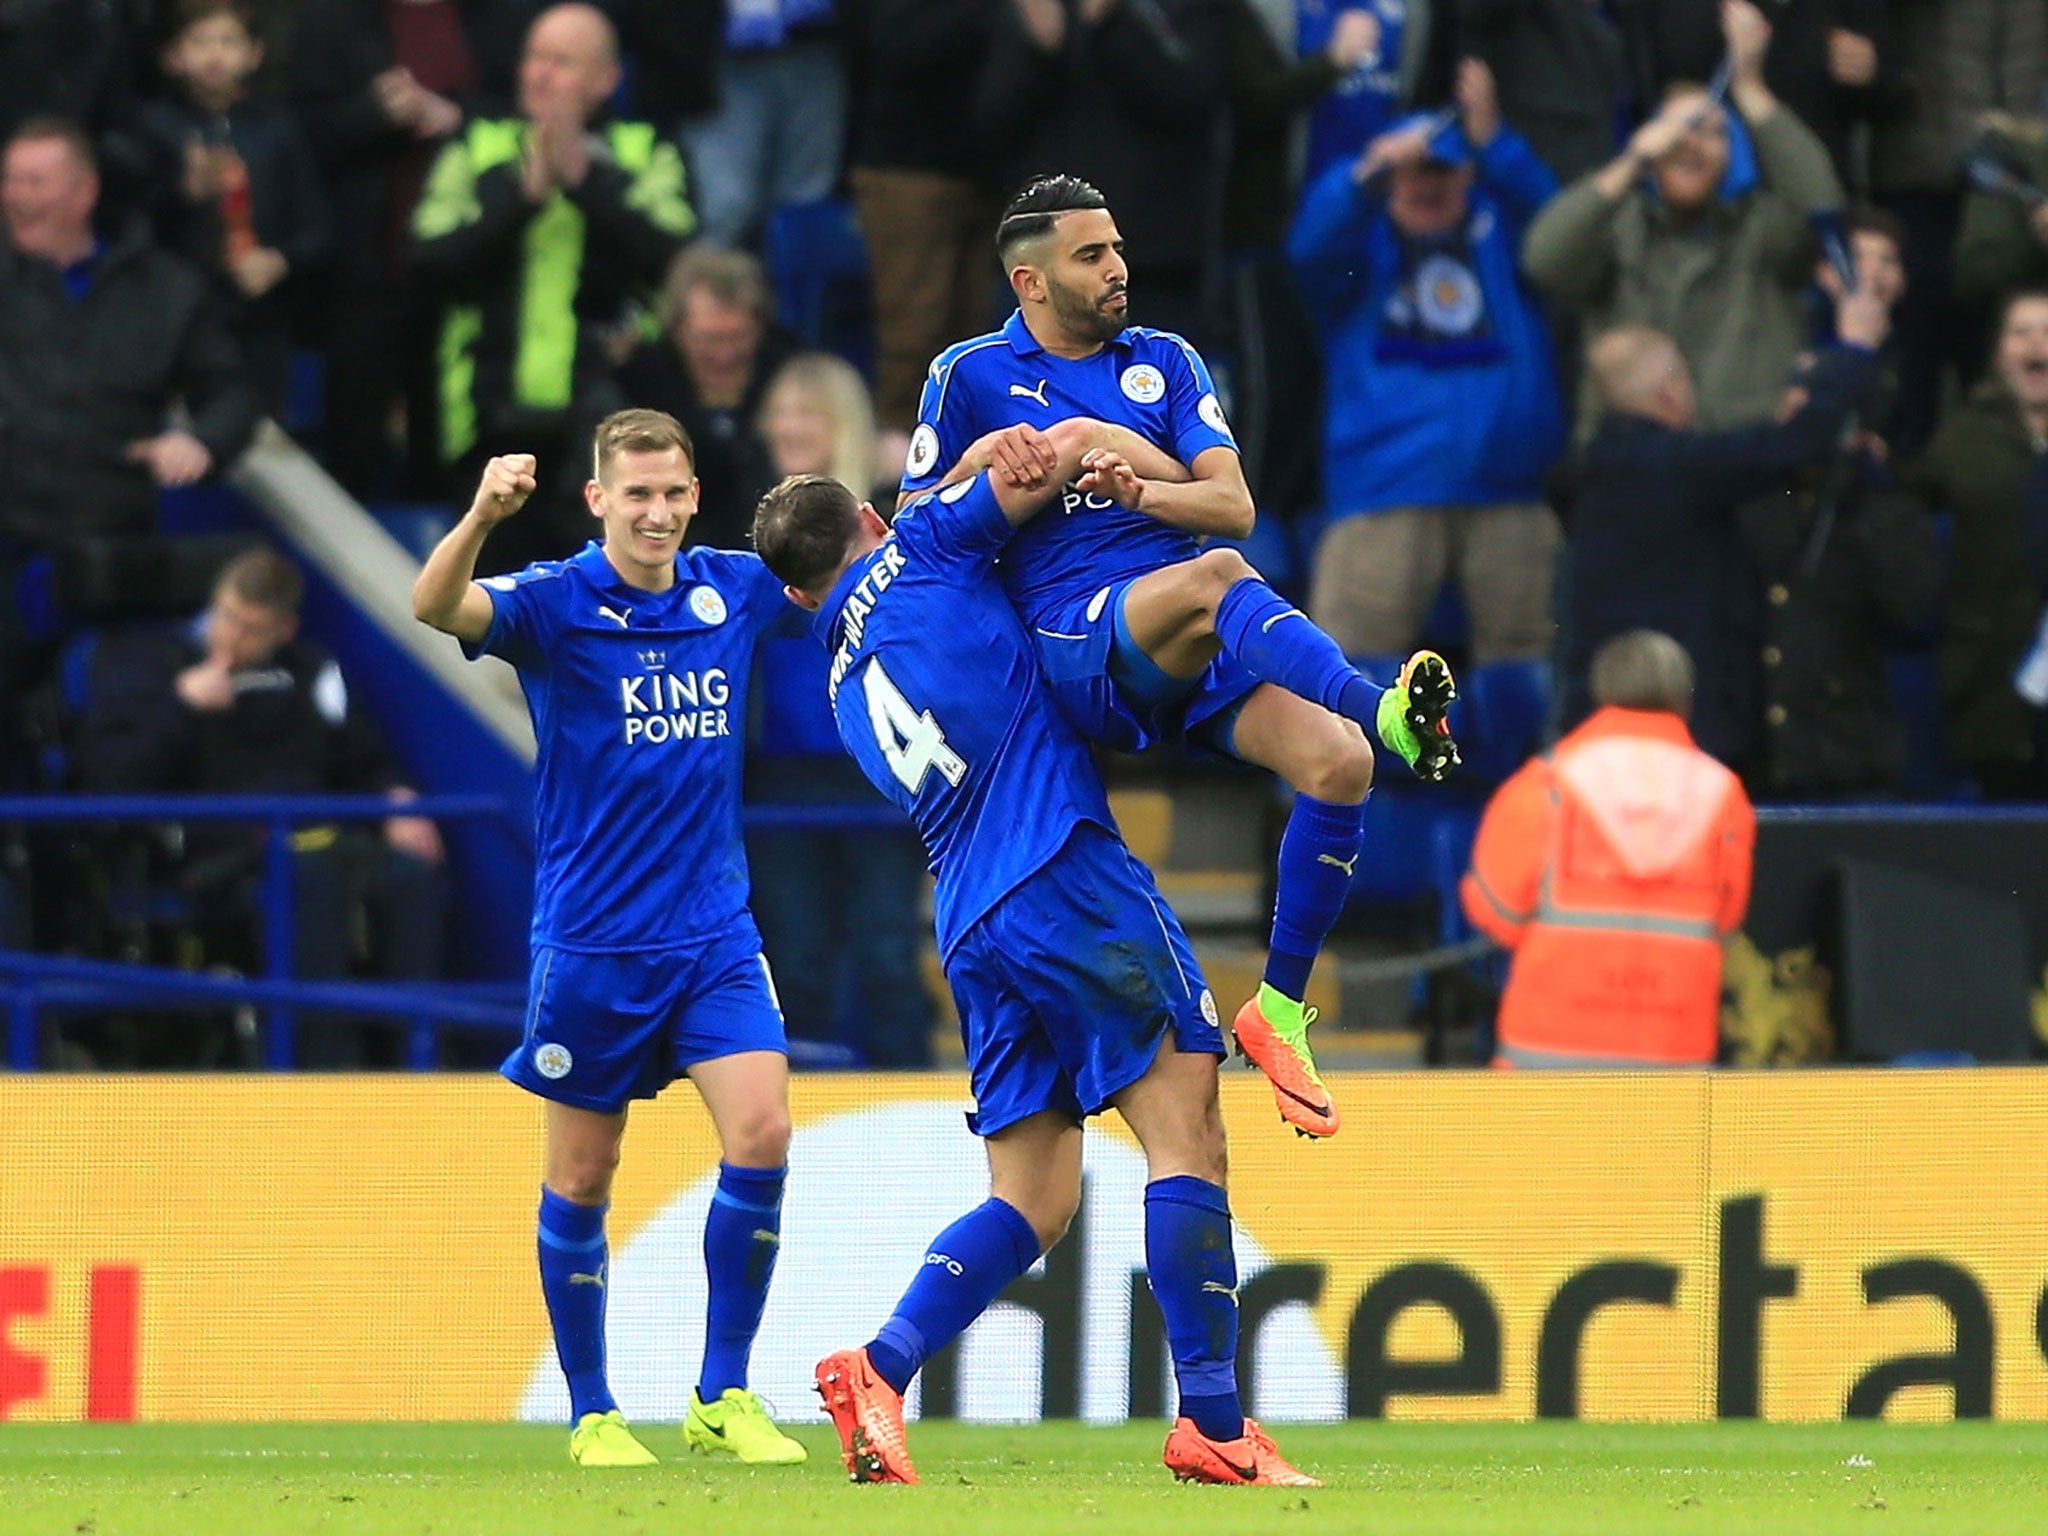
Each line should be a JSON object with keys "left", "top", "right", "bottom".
{"left": 4, "top": 0, "right": 2048, "bottom": 1062}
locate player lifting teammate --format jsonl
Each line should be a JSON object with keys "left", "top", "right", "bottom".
{"left": 755, "top": 421, "right": 1318, "bottom": 1487}
{"left": 901, "top": 174, "right": 1457, "bottom": 1139}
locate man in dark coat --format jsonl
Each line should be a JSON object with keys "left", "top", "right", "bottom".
{"left": 1556, "top": 280, "right": 1888, "bottom": 773}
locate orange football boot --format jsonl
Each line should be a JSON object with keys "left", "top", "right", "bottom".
{"left": 1162, "top": 1417, "right": 1322, "bottom": 1486}
{"left": 814, "top": 1347, "right": 918, "bottom": 1485}
{"left": 1233, "top": 985, "right": 1340, "bottom": 1138}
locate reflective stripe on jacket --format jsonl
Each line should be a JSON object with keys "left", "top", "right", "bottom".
{"left": 1460, "top": 707, "right": 1756, "bottom": 1065}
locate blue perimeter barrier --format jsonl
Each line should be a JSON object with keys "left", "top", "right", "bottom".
{"left": 0, "top": 794, "right": 910, "bottom": 1072}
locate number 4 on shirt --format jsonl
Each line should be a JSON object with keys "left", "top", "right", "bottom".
{"left": 863, "top": 658, "right": 968, "bottom": 793}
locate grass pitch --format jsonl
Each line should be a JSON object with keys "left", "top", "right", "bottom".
{"left": 1, "top": 1420, "right": 2044, "bottom": 1536}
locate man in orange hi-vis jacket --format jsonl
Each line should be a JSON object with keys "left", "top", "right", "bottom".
{"left": 1461, "top": 630, "right": 1755, "bottom": 1067}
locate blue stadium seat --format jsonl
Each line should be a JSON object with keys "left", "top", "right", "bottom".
{"left": 762, "top": 198, "right": 876, "bottom": 377}
{"left": 753, "top": 636, "right": 841, "bottom": 758}
{"left": 1458, "top": 658, "right": 1553, "bottom": 786}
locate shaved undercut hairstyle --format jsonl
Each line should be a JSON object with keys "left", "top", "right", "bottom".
{"left": 996, "top": 173, "right": 1109, "bottom": 266}
{"left": 753, "top": 473, "right": 863, "bottom": 593}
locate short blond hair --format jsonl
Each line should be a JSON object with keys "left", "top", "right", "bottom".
{"left": 591, "top": 407, "right": 695, "bottom": 483}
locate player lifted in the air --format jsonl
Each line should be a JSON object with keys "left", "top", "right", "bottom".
{"left": 412, "top": 410, "right": 806, "bottom": 1469}
{"left": 900, "top": 174, "right": 1457, "bottom": 1140}
{"left": 755, "top": 421, "right": 1319, "bottom": 1488}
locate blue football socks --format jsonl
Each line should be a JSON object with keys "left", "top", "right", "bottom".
{"left": 1144, "top": 1176, "right": 1244, "bottom": 1443}
{"left": 866, "top": 1198, "right": 1042, "bottom": 1394}
{"left": 699, "top": 1162, "right": 787, "bottom": 1399}
{"left": 537, "top": 1186, "right": 616, "bottom": 1420}
{"left": 1265, "top": 793, "right": 1369, "bottom": 1002}
{"left": 1212, "top": 577, "right": 1386, "bottom": 736}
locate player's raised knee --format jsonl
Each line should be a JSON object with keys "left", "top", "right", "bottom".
{"left": 1192, "top": 546, "right": 1254, "bottom": 604}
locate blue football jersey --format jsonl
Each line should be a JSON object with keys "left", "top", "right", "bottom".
{"left": 469, "top": 541, "right": 786, "bottom": 953}
{"left": 815, "top": 475, "right": 1117, "bottom": 958}
{"left": 899, "top": 309, "right": 1238, "bottom": 626}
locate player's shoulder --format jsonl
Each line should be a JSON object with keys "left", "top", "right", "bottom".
{"left": 478, "top": 552, "right": 581, "bottom": 596}
{"left": 1125, "top": 325, "right": 1210, "bottom": 372}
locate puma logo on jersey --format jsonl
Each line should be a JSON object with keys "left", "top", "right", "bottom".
{"left": 1009, "top": 379, "right": 1050, "bottom": 407}
{"left": 1200, "top": 1281, "right": 1240, "bottom": 1304}
{"left": 598, "top": 605, "right": 632, "bottom": 628}
{"left": 568, "top": 1266, "right": 606, "bottom": 1288}
{"left": 1317, "top": 853, "right": 1358, "bottom": 876}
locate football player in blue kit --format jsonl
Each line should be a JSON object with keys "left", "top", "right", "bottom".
{"left": 899, "top": 173, "right": 1458, "bottom": 1141}
{"left": 754, "top": 420, "right": 1319, "bottom": 1488}
{"left": 411, "top": 410, "right": 806, "bottom": 1469}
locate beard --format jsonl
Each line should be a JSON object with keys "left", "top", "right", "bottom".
{"left": 1047, "top": 275, "right": 1126, "bottom": 343}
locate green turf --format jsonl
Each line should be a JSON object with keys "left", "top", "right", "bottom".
{"left": 1, "top": 1421, "right": 2044, "bottom": 1536}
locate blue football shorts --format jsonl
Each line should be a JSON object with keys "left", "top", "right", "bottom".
{"left": 501, "top": 923, "right": 788, "bottom": 1114}
{"left": 1028, "top": 579, "right": 1260, "bottom": 756}
{"left": 944, "top": 822, "right": 1225, "bottom": 1138}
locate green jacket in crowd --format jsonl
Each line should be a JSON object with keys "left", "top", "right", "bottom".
{"left": 409, "top": 116, "right": 695, "bottom": 465}
{"left": 1953, "top": 121, "right": 2048, "bottom": 317}
{"left": 1523, "top": 102, "right": 1844, "bottom": 439}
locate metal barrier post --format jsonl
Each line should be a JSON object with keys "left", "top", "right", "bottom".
{"left": 262, "top": 819, "right": 297, "bottom": 1069}
{"left": 7, "top": 985, "right": 36, "bottom": 1070}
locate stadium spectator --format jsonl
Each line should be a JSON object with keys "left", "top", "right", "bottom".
{"left": 1458, "top": 0, "right": 1656, "bottom": 183}
{"left": 975, "top": 0, "right": 1234, "bottom": 347}
{"left": 1555, "top": 281, "right": 1888, "bottom": 774}
{"left": 615, "top": 244, "right": 795, "bottom": 550}
{"left": 1900, "top": 289, "right": 2048, "bottom": 799}
{"left": 0, "top": 114, "right": 258, "bottom": 784}
{"left": 2019, "top": 446, "right": 2048, "bottom": 760}
{"left": 134, "top": 0, "right": 330, "bottom": 416}
{"left": 1218, "top": 0, "right": 1385, "bottom": 522}
{"left": 1869, "top": 0, "right": 2048, "bottom": 456}
{"left": 841, "top": 0, "right": 1004, "bottom": 448}
{"left": 0, "top": 117, "right": 258, "bottom": 558}
{"left": 1524, "top": 0, "right": 1846, "bottom": 439}
{"left": 1735, "top": 216, "right": 1940, "bottom": 800}
{"left": 1952, "top": 115, "right": 2048, "bottom": 321}
{"left": 1288, "top": 60, "right": 1565, "bottom": 668}
{"left": 677, "top": 0, "right": 844, "bottom": 248}
{"left": 1296, "top": 0, "right": 1449, "bottom": 185}
{"left": 746, "top": 354, "right": 935, "bottom": 1068}
{"left": 71, "top": 547, "right": 449, "bottom": 1068}
{"left": 287, "top": 0, "right": 499, "bottom": 499}
{"left": 412, "top": 418, "right": 810, "bottom": 1468}
{"left": 1461, "top": 628, "right": 1755, "bottom": 1068}
{"left": 408, "top": 1, "right": 694, "bottom": 573}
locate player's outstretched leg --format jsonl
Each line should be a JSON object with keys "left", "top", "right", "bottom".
{"left": 815, "top": 1193, "right": 1043, "bottom": 1483}
{"left": 538, "top": 1187, "right": 657, "bottom": 1467}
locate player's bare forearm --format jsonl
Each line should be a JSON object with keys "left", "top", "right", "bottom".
{"left": 1088, "top": 423, "right": 1191, "bottom": 485}
{"left": 411, "top": 512, "right": 498, "bottom": 643}
{"left": 1129, "top": 447, "right": 1254, "bottom": 538}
